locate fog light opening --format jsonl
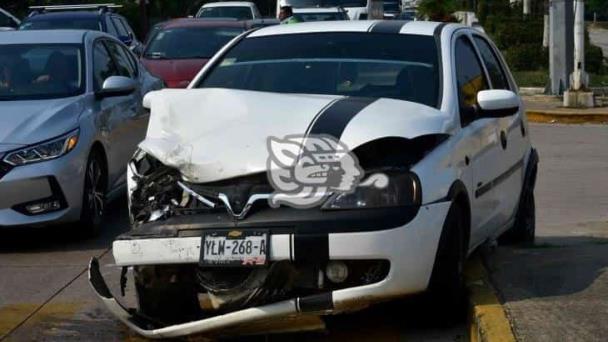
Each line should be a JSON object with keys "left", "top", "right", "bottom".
{"left": 326, "top": 261, "right": 349, "bottom": 283}
{"left": 25, "top": 200, "right": 61, "bottom": 215}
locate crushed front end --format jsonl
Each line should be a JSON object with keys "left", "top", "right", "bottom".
{"left": 89, "top": 146, "right": 450, "bottom": 339}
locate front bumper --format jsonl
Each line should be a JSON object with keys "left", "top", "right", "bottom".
{"left": 0, "top": 150, "right": 86, "bottom": 227}
{"left": 90, "top": 201, "right": 451, "bottom": 338}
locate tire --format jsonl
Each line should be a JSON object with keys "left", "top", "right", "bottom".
{"left": 134, "top": 266, "right": 200, "bottom": 325}
{"left": 79, "top": 151, "right": 106, "bottom": 237}
{"left": 428, "top": 201, "right": 467, "bottom": 314}
{"left": 501, "top": 190, "right": 536, "bottom": 244}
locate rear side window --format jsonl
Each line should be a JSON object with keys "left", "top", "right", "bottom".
{"left": 473, "top": 36, "right": 509, "bottom": 90}
{"left": 112, "top": 17, "right": 128, "bottom": 37}
{"left": 105, "top": 17, "right": 118, "bottom": 36}
{"left": 93, "top": 41, "right": 118, "bottom": 90}
{"left": 455, "top": 36, "right": 488, "bottom": 125}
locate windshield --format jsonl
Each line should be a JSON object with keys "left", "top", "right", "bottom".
{"left": 144, "top": 27, "right": 244, "bottom": 59}
{"left": 0, "top": 44, "right": 85, "bottom": 101}
{"left": 197, "top": 7, "right": 253, "bottom": 20}
{"left": 198, "top": 33, "right": 440, "bottom": 107}
{"left": 287, "top": 0, "right": 367, "bottom": 8}
{"left": 294, "top": 12, "right": 347, "bottom": 21}
{"left": 20, "top": 18, "right": 101, "bottom": 31}
{"left": 384, "top": 2, "right": 400, "bottom": 11}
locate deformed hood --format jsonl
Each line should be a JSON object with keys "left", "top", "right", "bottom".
{"left": 141, "top": 88, "right": 451, "bottom": 183}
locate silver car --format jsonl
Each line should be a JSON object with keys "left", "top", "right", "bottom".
{"left": 0, "top": 30, "right": 162, "bottom": 234}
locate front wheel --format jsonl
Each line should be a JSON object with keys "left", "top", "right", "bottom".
{"left": 79, "top": 151, "right": 106, "bottom": 236}
{"left": 428, "top": 202, "right": 467, "bottom": 312}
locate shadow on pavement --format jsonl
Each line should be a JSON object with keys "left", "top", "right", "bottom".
{"left": 0, "top": 193, "right": 130, "bottom": 253}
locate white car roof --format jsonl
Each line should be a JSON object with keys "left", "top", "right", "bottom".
{"left": 0, "top": 29, "right": 87, "bottom": 44}
{"left": 203, "top": 2, "right": 256, "bottom": 8}
{"left": 249, "top": 20, "right": 447, "bottom": 38}
{"left": 293, "top": 7, "right": 343, "bottom": 13}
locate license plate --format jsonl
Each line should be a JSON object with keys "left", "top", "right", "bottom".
{"left": 200, "top": 230, "right": 268, "bottom": 267}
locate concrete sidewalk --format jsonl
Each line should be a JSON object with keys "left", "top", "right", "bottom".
{"left": 524, "top": 95, "right": 608, "bottom": 124}
{"left": 485, "top": 124, "right": 608, "bottom": 341}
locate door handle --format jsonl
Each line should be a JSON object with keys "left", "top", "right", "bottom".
{"left": 500, "top": 131, "right": 507, "bottom": 150}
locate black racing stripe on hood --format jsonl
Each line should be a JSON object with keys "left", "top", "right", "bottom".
{"left": 369, "top": 20, "right": 408, "bottom": 33}
{"left": 308, "top": 97, "right": 378, "bottom": 139}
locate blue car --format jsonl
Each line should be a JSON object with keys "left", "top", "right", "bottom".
{"left": 19, "top": 4, "right": 143, "bottom": 54}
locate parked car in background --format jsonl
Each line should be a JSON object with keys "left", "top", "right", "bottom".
{"left": 90, "top": 21, "right": 537, "bottom": 338}
{"left": 277, "top": 0, "right": 384, "bottom": 20}
{"left": 0, "top": 30, "right": 162, "bottom": 234}
{"left": 19, "top": 4, "right": 143, "bottom": 54}
{"left": 141, "top": 19, "right": 248, "bottom": 88}
{"left": 0, "top": 7, "right": 20, "bottom": 31}
{"left": 383, "top": 1, "right": 401, "bottom": 18}
{"left": 396, "top": 8, "right": 416, "bottom": 20}
{"left": 293, "top": 7, "right": 349, "bottom": 22}
{"left": 196, "top": 2, "right": 262, "bottom": 20}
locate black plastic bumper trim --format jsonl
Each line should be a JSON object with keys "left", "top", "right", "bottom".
{"left": 297, "top": 292, "right": 334, "bottom": 313}
{"left": 293, "top": 233, "right": 329, "bottom": 264}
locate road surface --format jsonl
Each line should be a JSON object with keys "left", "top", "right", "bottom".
{"left": 1, "top": 123, "right": 605, "bottom": 341}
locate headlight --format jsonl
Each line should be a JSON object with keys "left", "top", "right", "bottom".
{"left": 3, "top": 129, "right": 79, "bottom": 166}
{"left": 322, "top": 172, "right": 421, "bottom": 210}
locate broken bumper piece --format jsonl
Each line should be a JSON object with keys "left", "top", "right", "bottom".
{"left": 88, "top": 258, "right": 330, "bottom": 339}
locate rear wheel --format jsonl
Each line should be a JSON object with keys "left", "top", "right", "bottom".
{"left": 79, "top": 151, "right": 106, "bottom": 237}
{"left": 501, "top": 190, "right": 535, "bottom": 244}
{"left": 428, "top": 201, "right": 467, "bottom": 314}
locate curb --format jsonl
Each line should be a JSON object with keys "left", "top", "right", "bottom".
{"left": 464, "top": 256, "right": 516, "bottom": 342}
{"left": 526, "top": 110, "right": 608, "bottom": 124}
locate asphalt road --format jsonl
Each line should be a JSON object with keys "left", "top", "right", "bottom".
{"left": 0, "top": 123, "right": 605, "bottom": 341}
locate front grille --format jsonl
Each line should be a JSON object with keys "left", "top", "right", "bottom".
{"left": 0, "top": 161, "right": 13, "bottom": 181}
{"left": 185, "top": 173, "right": 273, "bottom": 213}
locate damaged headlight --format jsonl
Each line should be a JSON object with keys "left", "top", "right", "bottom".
{"left": 322, "top": 171, "right": 421, "bottom": 210}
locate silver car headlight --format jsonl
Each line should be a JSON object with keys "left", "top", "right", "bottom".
{"left": 321, "top": 171, "right": 421, "bottom": 210}
{"left": 3, "top": 129, "right": 79, "bottom": 166}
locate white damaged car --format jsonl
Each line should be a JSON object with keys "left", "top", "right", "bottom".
{"left": 89, "top": 20, "right": 538, "bottom": 338}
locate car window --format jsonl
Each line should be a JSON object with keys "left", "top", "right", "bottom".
{"left": 473, "top": 36, "right": 509, "bottom": 90}
{"left": 112, "top": 17, "right": 128, "bottom": 37}
{"left": 105, "top": 17, "right": 118, "bottom": 36}
{"left": 104, "top": 41, "right": 134, "bottom": 78}
{"left": 198, "top": 33, "right": 440, "bottom": 108}
{"left": 144, "top": 27, "right": 244, "bottom": 59}
{"left": 119, "top": 18, "right": 136, "bottom": 37}
{"left": 455, "top": 36, "right": 488, "bottom": 125}
{"left": 20, "top": 17, "right": 101, "bottom": 31}
{"left": 0, "top": 12, "right": 18, "bottom": 28}
{"left": 197, "top": 7, "right": 253, "bottom": 20}
{"left": 93, "top": 41, "right": 119, "bottom": 91}
{"left": 0, "top": 44, "right": 84, "bottom": 100}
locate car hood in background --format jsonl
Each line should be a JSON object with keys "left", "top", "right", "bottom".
{"left": 0, "top": 96, "right": 83, "bottom": 145}
{"left": 141, "top": 58, "right": 209, "bottom": 88}
{"left": 140, "top": 88, "right": 451, "bottom": 183}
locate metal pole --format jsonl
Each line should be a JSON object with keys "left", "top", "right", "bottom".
{"left": 571, "top": 0, "right": 587, "bottom": 90}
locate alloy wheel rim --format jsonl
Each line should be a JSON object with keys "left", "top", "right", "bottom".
{"left": 87, "top": 159, "right": 104, "bottom": 220}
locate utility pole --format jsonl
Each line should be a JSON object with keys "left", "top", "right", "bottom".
{"left": 564, "top": 0, "right": 595, "bottom": 107}
{"left": 523, "top": 0, "right": 531, "bottom": 15}
{"left": 549, "top": 0, "right": 573, "bottom": 95}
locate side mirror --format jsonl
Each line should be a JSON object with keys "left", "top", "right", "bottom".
{"left": 96, "top": 76, "right": 137, "bottom": 99}
{"left": 476, "top": 90, "right": 520, "bottom": 118}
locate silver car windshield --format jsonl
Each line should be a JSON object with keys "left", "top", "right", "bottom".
{"left": 0, "top": 44, "right": 85, "bottom": 101}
